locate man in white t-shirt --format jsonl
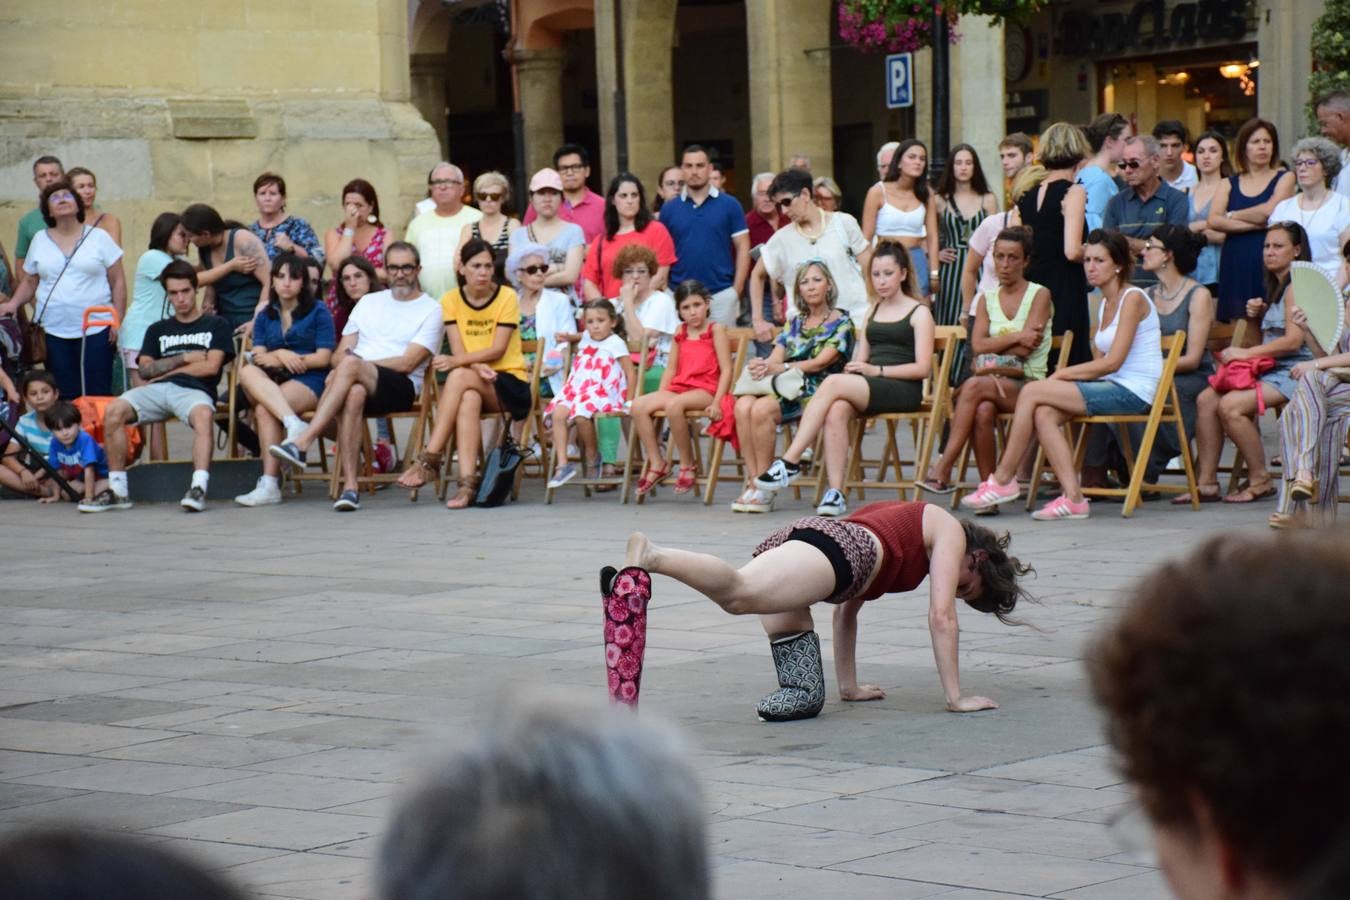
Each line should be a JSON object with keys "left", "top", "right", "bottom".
{"left": 268, "top": 242, "right": 443, "bottom": 512}
{"left": 1316, "top": 90, "right": 1350, "bottom": 199}
{"left": 1153, "top": 121, "right": 1198, "bottom": 192}
{"left": 405, "top": 163, "right": 483, "bottom": 302}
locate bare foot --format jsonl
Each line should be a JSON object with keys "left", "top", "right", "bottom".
{"left": 626, "top": 531, "right": 658, "bottom": 570}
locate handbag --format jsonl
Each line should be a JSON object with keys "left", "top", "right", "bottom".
{"left": 1208, "top": 356, "right": 1277, "bottom": 413}
{"left": 733, "top": 364, "right": 805, "bottom": 400}
{"left": 23, "top": 223, "right": 99, "bottom": 366}
{"left": 475, "top": 415, "right": 529, "bottom": 508}
{"left": 972, "top": 352, "right": 1026, "bottom": 379}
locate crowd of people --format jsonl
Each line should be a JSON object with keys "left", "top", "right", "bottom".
{"left": 2, "top": 91, "right": 1349, "bottom": 526}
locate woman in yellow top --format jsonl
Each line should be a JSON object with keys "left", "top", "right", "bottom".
{"left": 399, "top": 238, "right": 530, "bottom": 508}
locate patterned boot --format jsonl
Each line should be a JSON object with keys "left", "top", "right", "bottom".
{"left": 756, "top": 631, "right": 825, "bottom": 722}
{"left": 600, "top": 565, "right": 652, "bottom": 707}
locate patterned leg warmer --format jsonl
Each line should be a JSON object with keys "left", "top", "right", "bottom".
{"left": 601, "top": 565, "right": 651, "bottom": 707}
{"left": 756, "top": 631, "right": 825, "bottom": 722}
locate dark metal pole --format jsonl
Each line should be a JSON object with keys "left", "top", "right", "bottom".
{"left": 930, "top": 10, "right": 951, "bottom": 181}
{"left": 614, "top": 0, "right": 629, "bottom": 175}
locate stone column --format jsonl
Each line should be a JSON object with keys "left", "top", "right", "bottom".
{"left": 950, "top": 17, "right": 1004, "bottom": 175}
{"left": 410, "top": 54, "right": 449, "bottom": 157}
{"left": 516, "top": 48, "right": 567, "bottom": 177}
{"left": 745, "top": 0, "right": 832, "bottom": 177}
{"left": 1259, "top": 0, "right": 1324, "bottom": 150}
{"left": 595, "top": 0, "right": 678, "bottom": 186}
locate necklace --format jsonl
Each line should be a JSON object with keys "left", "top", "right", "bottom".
{"left": 1294, "top": 191, "right": 1332, "bottom": 234}
{"left": 794, "top": 207, "right": 826, "bottom": 243}
{"left": 1153, "top": 276, "right": 1191, "bottom": 305}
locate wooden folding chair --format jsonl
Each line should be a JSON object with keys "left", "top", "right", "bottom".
{"left": 329, "top": 371, "right": 439, "bottom": 498}
{"left": 950, "top": 331, "right": 1074, "bottom": 506}
{"left": 545, "top": 337, "right": 652, "bottom": 503}
{"left": 1025, "top": 332, "right": 1199, "bottom": 516}
{"left": 836, "top": 325, "right": 964, "bottom": 502}
{"left": 700, "top": 327, "right": 776, "bottom": 505}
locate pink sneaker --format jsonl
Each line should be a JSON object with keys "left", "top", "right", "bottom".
{"left": 959, "top": 476, "right": 1020, "bottom": 510}
{"left": 1031, "top": 495, "right": 1090, "bottom": 521}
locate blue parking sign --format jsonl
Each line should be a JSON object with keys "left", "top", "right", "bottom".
{"left": 886, "top": 53, "right": 913, "bottom": 109}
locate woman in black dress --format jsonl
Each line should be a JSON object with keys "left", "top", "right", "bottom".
{"left": 1016, "top": 122, "right": 1091, "bottom": 365}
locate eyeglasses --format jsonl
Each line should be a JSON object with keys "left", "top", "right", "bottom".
{"left": 1120, "top": 159, "right": 1144, "bottom": 170}
{"left": 477, "top": 192, "right": 504, "bottom": 202}
{"left": 520, "top": 264, "right": 550, "bottom": 276}
{"left": 429, "top": 179, "right": 463, "bottom": 187}
{"left": 386, "top": 264, "right": 418, "bottom": 274}
{"left": 774, "top": 197, "right": 795, "bottom": 210}
{"left": 1142, "top": 242, "right": 1164, "bottom": 252}
{"left": 557, "top": 164, "right": 586, "bottom": 174}
{"left": 623, "top": 267, "right": 650, "bottom": 278}
{"left": 48, "top": 191, "right": 75, "bottom": 202}
{"left": 1294, "top": 158, "right": 1322, "bottom": 168}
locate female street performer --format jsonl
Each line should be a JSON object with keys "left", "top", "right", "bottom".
{"left": 600, "top": 501, "right": 1032, "bottom": 720}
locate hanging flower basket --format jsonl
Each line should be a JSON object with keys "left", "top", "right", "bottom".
{"left": 837, "top": 2, "right": 959, "bottom": 54}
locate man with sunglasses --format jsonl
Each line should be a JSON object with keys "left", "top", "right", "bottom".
{"left": 406, "top": 162, "right": 482, "bottom": 302}
{"left": 268, "top": 242, "right": 442, "bottom": 512}
{"left": 1103, "top": 135, "right": 1189, "bottom": 286}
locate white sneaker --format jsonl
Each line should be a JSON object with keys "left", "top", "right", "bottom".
{"left": 815, "top": 488, "right": 847, "bottom": 517}
{"left": 235, "top": 478, "right": 282, "bottom": 507}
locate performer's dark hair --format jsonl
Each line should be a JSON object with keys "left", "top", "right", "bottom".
{"left": 961, "top": 521, "right": 1034, "bottom": 625}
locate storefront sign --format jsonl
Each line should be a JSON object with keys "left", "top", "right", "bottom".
{"left": 1005, "top": 90, "right": 1048, "bottom": 121}
{"left": 1056, "top": 0, "right": 1251, "bottom": 57}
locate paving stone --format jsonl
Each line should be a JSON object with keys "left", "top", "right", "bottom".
{"left": 831, "top": 843, "right": 1148, "bottom": 895}
{"left": 146, "top": 807, "right": 375, "bottom": 851}
{"left": 0, "top": 791, "right": 247, "bottom": 830}
{"left": 12, "top": 760, "right": 257, "bottom": 794}
{"left": 165, "top": 772, "right": 394, "bottom": 810}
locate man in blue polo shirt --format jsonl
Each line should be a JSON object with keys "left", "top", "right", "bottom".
{"left": 1103, "top": 135, "right": 1189, "bottom": 287}
{"left": 659, "top": 145, "right": 750, "bottom": 326}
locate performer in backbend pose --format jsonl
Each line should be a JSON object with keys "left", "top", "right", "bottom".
{"left": 600, "top": 501, "right": 1033, "bottom": 719}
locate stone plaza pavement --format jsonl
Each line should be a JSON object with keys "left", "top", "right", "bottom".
{"left": 0, "top": 482, "right": 1281, "bottom": 899}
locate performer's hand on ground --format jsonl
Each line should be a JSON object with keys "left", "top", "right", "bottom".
{"left": 840, "top": 684, "right": 885, "bottom": 702}
{"left": 947, "top": 695, "right": 998, "bottom": 712}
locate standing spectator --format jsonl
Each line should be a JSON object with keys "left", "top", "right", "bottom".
{"left": 709, "top": 160, "right": 726, "bottom": 191}
{"left": 582, "top": 173, "right": 676, "bottom": 300}
{"left": 66, "top": 167, "right": 122, "bottom": 246}
{"left": 997, "top": 132, "right": 1033, "bottom": 209}
{"left": 1209, "top": 117, "right": 1297, "bottom": 320}
{"left": 960, "top": 131, "right": 1036, "bottom": 315}
{"left": 248, "top": 172, "right": 323, "bottom": 263}
{"left": 862, "top": 138, "right": 939, "bottom": 298}
{"left": 658, "top": 144, "right": 750, "bottom": 326}
{"left": 1080, "top": 113, "right": 1132, "bottom": 231}
{"left": 405, "top": 163, "right": 480, "bottom": 302}
{"left": 457, "top": 171, "right": 516, "bottom": 264}
{"left": 744, "top": 171, "right": 784, "bottom": 249}
{"left": 1190, "top": 221, "right": 1313, "bottom": 503}
{"left": 813, "top": 176, "right": 843, "bottom": 212}
{"left": 82, "top": 260, "right": 234, "bottom": 513}
{"left": 270, "top": 243, "right": 442, "bottom": 512}
{"left": 1315, "top": 89, "right": 1350, "bottom": 198}
{"left": 1102, "top": 135, "right": 1190, "bottom": 287}
{"left": 1, "top": 181, "right": 125, "bottom": 399}
{"left": 123, "top": 212, "right": 189, "bottom": 460}
{"left": 1016, "top": 122, "right": 1091, "bottom": 364}
{"left": 1188, "top": 130, "right": 1232, "bottom": 290}
{"left": 184, "top": 203, "right": 270, "bottom": 333}
{"left": 788, "top": 153, "right": 812, "bottom": 171}
{"left": 523, "top": 144, "right": 606, "bottom": 243}
{"left": 652, "top": 164, "right": 683, "bottom": 214}
{"left": 876, "top": 141, "right": 899, "bottom": 182}
{"left": 1268, "top": 137, "right": 1350, "bottom": 273}
{"left": 752, "top": 168, "right": 871, "bottom": 338}
{"left": 14, "top": 156, "right": 64, "bottom": 273}
{"left": 508, "top": 168, "right": 587, "bottom": 304}
{"left": 322, "top": 178, "right": 390, "bottom": 317}
{"left": 933, "top": 143, "right": 998, "bottom": 374}
{"left": 1153, "top": 120, "right": 1198, "bottom": 191}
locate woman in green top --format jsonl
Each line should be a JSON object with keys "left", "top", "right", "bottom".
{"left": 922, "top": 227, "right": 1051, "bottom": 495}
{"left": 756, "top": 242, "right": 935, "bottom": 517}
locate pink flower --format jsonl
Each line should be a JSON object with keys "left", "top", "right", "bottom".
{"left": 615, "top": 573, "right": 637, "bottom": 595}
{"left": 632, "top": 636, "right": 645, "bottom": 659}
{"left": 617, "top": 651, "right": 640, "bottom": 680}
{"left": 619, "top": 680, "right": 638, "bottom": 702}
{"left": 604, "top": 621, "right": 616, "bottom": 643}
{"left": 626, "top": 590, "right": 646, "bottom": 614}
{"left": 606, "top": 642, "right": 621, "bottom": 668}
{"left": 608, "top": 669, "right": 621, "bottom": 694}
{"left": 607, "top": 596, "right": 630, "bottom": 623}
{"left": 614, "top": 623, "right": 634, "bottom": 648}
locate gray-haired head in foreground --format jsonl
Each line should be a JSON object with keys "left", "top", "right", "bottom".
{"left": 377, "top": 695, "right": 709, "bottom": 900}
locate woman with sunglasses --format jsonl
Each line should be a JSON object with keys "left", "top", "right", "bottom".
{"left": 457, "top": 171, "right": 519, "bottom": 265}
{"left": 582, "top": 173, "right": 676, "bottom": 302}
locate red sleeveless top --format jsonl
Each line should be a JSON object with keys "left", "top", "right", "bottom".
{"left": 844, "top": 501, "right": 930, "bottom": 601}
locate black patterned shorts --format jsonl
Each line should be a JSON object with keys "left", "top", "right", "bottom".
{"left": 752, "top": 516, "right": 879, "bottom": 605}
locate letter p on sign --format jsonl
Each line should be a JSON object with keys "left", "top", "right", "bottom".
{"left": 886, "top": 53, "right": 913, "bottom": 109}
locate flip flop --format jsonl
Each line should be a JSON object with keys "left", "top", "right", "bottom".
{"left": 918, "top": 477, "right": 956, "bottom": 495}
{"left": 1222, "top": 483, "right": 1276, "bottom": 503}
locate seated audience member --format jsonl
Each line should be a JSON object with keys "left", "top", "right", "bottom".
{"left": 43, "top": 401, "right": 108, "bottom": 504}
{"left": 0, "top": 370, "right": 60, "bottom": 499}
{"left": 234, "top": 252, "right": 336, "bottom": 507}
{"left": 1270, "top": 239, "right": 1350, "bottom": 528}
{"left": 0, "top": 827, "right": 246, "bottom": 900}
{"left": 1190, "top": 222, "right": 1313, "bottom": 503}
{"left": 377, "top": 694, "right": 709, "bottom": 900}
{"left": 507, "top": 240, "right": 576, "bottom": 400}
{"left": 396, "top": 239, "right": 532, "bottom": 508}
{"left": 756, "top": 242, "right": 935, "bottom": 518}
{"left": 1089, "top": 533, "right": 1350, "bottom": 900}
{"left": 732, "top": 258, "right": 853, "bottom": 513}
{"left": 923, "top": 226, "right": 1051, "bottom": 494}
{"left": 81, "top": 260, "right": 234, "bottom": 513}
{"left": 961, "top": 230, "right": 1161, "bottom": 521}
{"left": 269, "top": 242, "right": 442, "bottom": 513}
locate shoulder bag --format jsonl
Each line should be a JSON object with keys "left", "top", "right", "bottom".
{"left": 475, "top": 414, "right": 529, "bottom": 507}
{"left": 732, "top": 364, "right": 804, "bottom": 400}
